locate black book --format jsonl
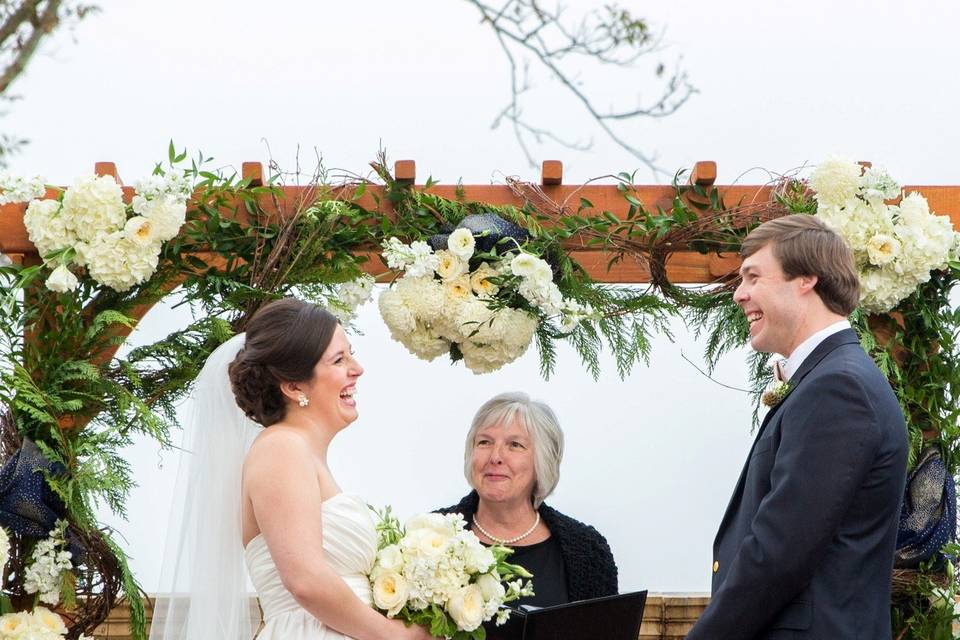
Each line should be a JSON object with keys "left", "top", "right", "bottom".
{"left": 486, "top": 591, "right": 647, "bottom": 640}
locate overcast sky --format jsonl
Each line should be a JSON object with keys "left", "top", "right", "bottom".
{"left": 4, "top": 0, "right": 960, "bottom": 594}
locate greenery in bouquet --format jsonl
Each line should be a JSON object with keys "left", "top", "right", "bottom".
{"left": 369, "top": 508, "right": 534, "bottom": 640}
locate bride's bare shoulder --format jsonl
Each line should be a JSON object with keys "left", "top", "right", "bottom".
{"left": 244, "top": 425, "right": 311, "bottom": 471}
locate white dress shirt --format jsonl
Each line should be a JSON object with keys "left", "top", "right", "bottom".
{"left": 781, "top": 320, "right": 851, "bottom": 381}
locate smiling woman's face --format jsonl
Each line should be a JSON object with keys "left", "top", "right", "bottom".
{"left": 470, "top": 416, "right": 537, "bottom": 506}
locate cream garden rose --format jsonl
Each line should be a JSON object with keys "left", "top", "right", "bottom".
{"left": 435, "top": 250, "right": 468, "bottom": 281}
{"left": 448, "top": 584, "right": 486, "bottom": 632}
{"left": 373, "top": 572, "right": 410, "bottom": 617}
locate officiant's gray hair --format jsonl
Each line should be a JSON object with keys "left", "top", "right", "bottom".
{"left": 464, "top": 391, "right": 565, "bottom": 508}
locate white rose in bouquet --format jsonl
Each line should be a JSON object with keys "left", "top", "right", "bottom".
{"left": 435, "top": 250, "right": 468, "bottom": 281}
{"left": 476, "top": 572, "right": 506, "bottom": 603}
{"left": 132, "top": 193, "right": 186, "bottom": 242}
{"left": 448, "top": 584, "right": 485, "bottom": 632}
{"left": 470, "top": 263, "right": 500, "bottom": 297}
{"left": 462, "top": 542, "right": 495, "bottom": 575}
{"left": 376, "top": 544, "right": 404, "bottom": 574}
{"left": 510, "top": 253, "right": 539, "bottom": 278}
{"left": 32, "top": 606, "right": 68, "bottom": 636}
{"left": 447, "top": 228, "right": 476, "bottom": 259}
{"left": 124, "top": 216, "right": 156, "bottom": 247}
{"left": 865, "top": 233, "right": 900, "bottom": 266}
{"left": 369, "top": 508, "right": 535, "bottom": 638}
{"left": 373, "top": 572, "right": 410, "bottom": 617}
{"left": 406, "top": 513, "right": 457, "bottom": 536}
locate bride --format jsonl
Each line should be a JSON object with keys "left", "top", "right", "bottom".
{"left": 150, "top": 298, "right": 430, "bottom": 640}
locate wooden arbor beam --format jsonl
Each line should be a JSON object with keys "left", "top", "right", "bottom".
{"left": 3, "top": 160, "right": 960, "bottom": 284}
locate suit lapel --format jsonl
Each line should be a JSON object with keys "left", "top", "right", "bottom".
{"left": 713, "top": 329, "right": 862, "bottom": 546}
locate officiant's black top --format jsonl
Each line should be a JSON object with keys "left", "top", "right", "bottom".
{"left": 507, "top": 536, "right": 569, "bottom": 607}
{"left": 436, "top": 491, "right": 618, "bottom": 603}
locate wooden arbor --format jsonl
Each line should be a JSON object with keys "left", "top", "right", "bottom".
{"left": 3, "top": 158, "right": 960, "bottom": 280}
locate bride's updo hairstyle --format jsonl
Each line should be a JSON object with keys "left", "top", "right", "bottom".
{"left": 228, "top": 298, "right": 339, "bottom": 426}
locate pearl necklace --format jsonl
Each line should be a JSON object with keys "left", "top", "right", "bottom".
{"left": 472, "top": 512, "right": 541, "bottom": 545}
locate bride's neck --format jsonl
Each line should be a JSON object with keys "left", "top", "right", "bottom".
{"left": 282, "top": 417, "right": 336, "bottom": 461}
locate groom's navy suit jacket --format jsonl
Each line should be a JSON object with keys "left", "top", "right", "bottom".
{"left": 686, "top": 329, "right": 908, "bottom": 640}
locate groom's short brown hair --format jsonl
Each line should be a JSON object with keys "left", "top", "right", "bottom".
{"left": 740, "top": 214, "right": 860, "bottom": 316}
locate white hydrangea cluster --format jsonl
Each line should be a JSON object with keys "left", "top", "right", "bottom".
{"left": 21, "top": 171, "right": 190, "bottom": 293}
{"left": 370, "top": 512, "right": 531, "bottom": 633}
{"left": 0, "top": 173, "right": 46, "bottom": 205}
{"left": 0, "top": 606, "right": 78, "bottom": 639}
{"left": 379, "top": 233, "right": 593, "bottom": 373}
{"left": 328, "top": 274, "right": 376, "bottom": 323}
{"left": 811, "top": 158, "right": 960, "bottom": 314}
{"left": 23, "top": 520, "right": 72, "bottom": 606}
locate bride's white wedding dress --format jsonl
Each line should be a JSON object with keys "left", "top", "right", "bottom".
{"left": 244, "top": 493, "right": 378, "bottom": 639}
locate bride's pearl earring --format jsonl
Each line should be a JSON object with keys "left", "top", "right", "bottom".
{"left": 297, "top": 392, "right": 309, "bottom": 408}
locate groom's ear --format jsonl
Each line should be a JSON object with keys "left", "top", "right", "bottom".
{"left": 797, "top": 274, "right": 818, "bottom": 295}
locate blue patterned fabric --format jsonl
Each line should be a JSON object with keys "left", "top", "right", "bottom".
{"left": 428, "top": 213, "right": 530, "bottom": 253}
{"left": 0, "top": 438, "right": 68, "bottom": 539}
{"left": 895, "top": 447, "right": 957, "bottom": 568}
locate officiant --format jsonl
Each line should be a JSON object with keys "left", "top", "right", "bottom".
{"left": 436, "top": 392, "right": 618, "bottom": 607}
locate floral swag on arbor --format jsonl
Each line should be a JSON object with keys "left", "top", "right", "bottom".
{"left": 0, "top": 148, "right": 957, "bottom": 639}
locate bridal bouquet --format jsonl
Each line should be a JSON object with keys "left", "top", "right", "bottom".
{"left": 369, "top": 509, "right": 534, "bottom": 639}
{"left": 378, "top": 224, "right": 594, "bottom": 374}
{"left": 810, "top": 158, "right": 960, "bottom": 313}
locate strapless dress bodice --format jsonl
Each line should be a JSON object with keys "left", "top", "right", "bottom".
{"left": 243, "top": 493, "right": 377, "bottom": 639}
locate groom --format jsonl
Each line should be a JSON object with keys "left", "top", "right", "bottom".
{"left": 686, "top": 215, "right": 908, "bottom": 640}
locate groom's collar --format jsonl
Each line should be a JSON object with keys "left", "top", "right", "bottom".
{"left": 781, "top": 319, "right": 851, "bottom": 381}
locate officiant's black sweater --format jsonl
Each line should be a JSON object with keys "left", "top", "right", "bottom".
{"left": 437, "top": 491, "right": 619, "bottom": 602}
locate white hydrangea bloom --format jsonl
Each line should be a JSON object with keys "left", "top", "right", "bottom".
{"left": 809, "top": 157, "right": 863, "bottom": 208}
{"left": 83, "top": 232, "right": 161, "bottom": 292}
{"left": 814, "top": 161, "right": 960, "bottom": 314}
{"left": 61, "top": 175, "right": 126, "bottom": 243}
{"left": 24, "top": 199, "right": 76, "bottom": 257}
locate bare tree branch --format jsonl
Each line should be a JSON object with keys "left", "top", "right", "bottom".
{"left": 465, "top": 0, "right": 696, "bottom": 175}
{"left": 0, "top": 1, "right": 98, "bottom": 166}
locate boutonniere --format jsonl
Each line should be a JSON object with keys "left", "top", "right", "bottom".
{"left": 762, "top": 380, "right": 793, "bottom": 407}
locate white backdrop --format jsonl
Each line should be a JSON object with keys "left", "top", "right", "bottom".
{"left": 3, "top": 0, "right": 960, "bottom": 594}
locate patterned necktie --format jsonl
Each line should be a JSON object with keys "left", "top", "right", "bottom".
{"left": 773, "top": 358, "right": 788, "bottom": 383}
